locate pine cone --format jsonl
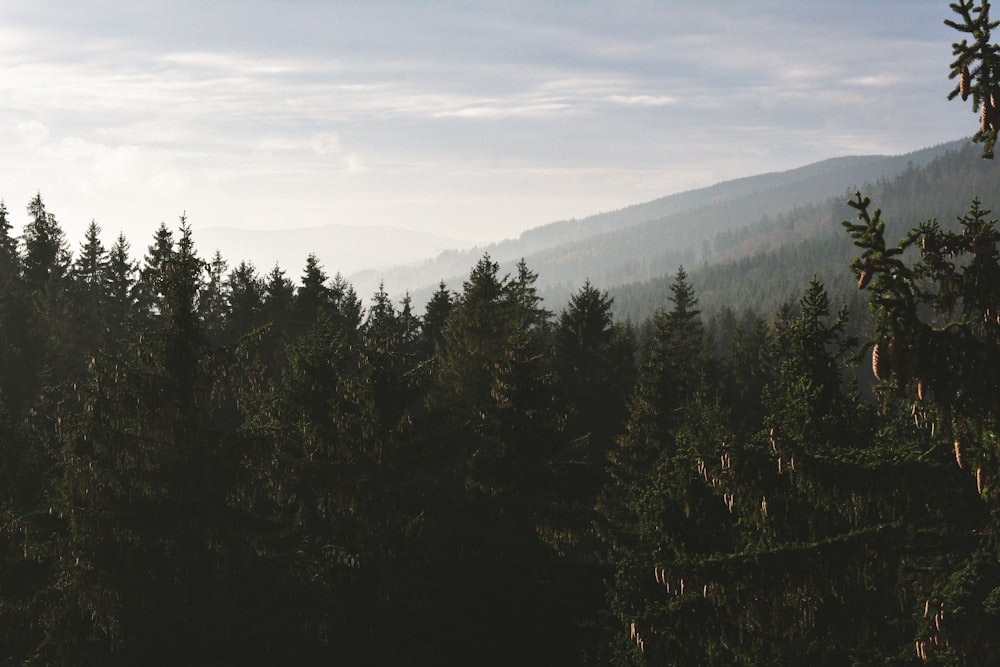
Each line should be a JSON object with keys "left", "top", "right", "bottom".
{"left": 872, "top": 343, "right": 888, "bottom": 381}
{"left": 983, "top": 90, "right": 1000, "bottom": 132}
{"left": 954, "top": 440, "right": 965, "bottom": 469}
{"left": 858, "top": 259, "right": 875, "bottom": 289}
{"left": 960, "top": 63, "right": 971, "bottom": 101}
{"left": 993, "top": 89, "right": 1000, "bottom": 129}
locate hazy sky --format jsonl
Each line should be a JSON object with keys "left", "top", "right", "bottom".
{"left": 0, "top": 1, "right": 973, "bottom": 252}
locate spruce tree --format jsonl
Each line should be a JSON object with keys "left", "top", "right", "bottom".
{"left": 0, "top": 199, "right": 18, "bottom": 270}
{"left": 420, "top": 280, "right": 453, "bottom": 360}
{"left": 225, "top": 260, "right": 265, "bottom": 342}
{"left": 138, "top": 222, "right": 174, "bottom": 319}
{"left": 199, "top": 249, "right": 229, "bottom": 344}
{"left": 21, "top": 192, "right": 71, "bottom": 289}
{"left": 103, "top": 232, "right": 139, "bottom": 343}
{"left": 70, "top": 220, "right": 110, "bottom": 347}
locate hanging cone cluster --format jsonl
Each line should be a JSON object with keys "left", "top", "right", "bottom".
{"left": 981, "top": 89, "right": 999, "bottom": 133}
{"left": 629, "top": 621, "right": 645, "bottom": 653}
{"left": 871, "top": 338, "right": 926, "bottom": 390}
{"left": 915, "top": 601, "right": 947, "bottom": 661}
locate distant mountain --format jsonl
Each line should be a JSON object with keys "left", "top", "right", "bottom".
{"left": 610, "top": 139, "right": 1000, "bottom": 325}
{"left": 193, "top": 224, "right": 472, "bottom": 280}
{"left": 350, "top": 139, "right": 967, "bottom": 307}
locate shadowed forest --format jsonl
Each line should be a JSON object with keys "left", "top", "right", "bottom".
{"left": 3, "top": 2, "right": 1000, "bottom": 664}
{"left": 2, "top": 185, "right": 999, "bottom": 665}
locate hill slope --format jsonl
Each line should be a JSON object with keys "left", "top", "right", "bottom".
{"left": 609, "top": 139, "right": 1000, "bottom": 325}
{"left": 352, "top": 139, "right": 966, "bottom": 305}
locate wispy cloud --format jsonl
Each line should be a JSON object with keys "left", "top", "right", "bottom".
{"left": 0, "top": 0, "right": 975, "bottom": 253}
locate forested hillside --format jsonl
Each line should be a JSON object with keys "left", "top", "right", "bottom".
{"left": 352, "top": 139, "right": 963, "bottom": 307}
{"left": 611, "top": 139, "right": 1000, "bottom": 325}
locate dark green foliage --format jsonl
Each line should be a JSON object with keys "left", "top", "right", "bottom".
{"left": 844, "top": 191, "right": 1000, "bottom": 662}
{"left": 225, "top": 260, "right": 266, "bottom": 343}
{"left": 947, "top": 0, "right": 1000, "bottom": 156}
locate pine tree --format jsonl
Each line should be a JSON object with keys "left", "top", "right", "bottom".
{"left": 73, "top": 220, "right": 107, "bottom": 293}
{"left": 226, "top": 260, "right": 265, "bottom": 342}
{"left": 600, "top": 266, "right": 724, "bottom": 664}
{"left": 420, "top": 280, "right": 453, "bottom": 360}
{"left": 552, "top": 281, "right": 637, "bottom": 663}
{"left": 947, "top": 0, "right": 1000, "bottom": 156}
{"left": 330, "top": 272, "right": 363, "bottom": 336}
{"left": 0, "top": 199, "right": 18, "bottom": 271}
{"left": 21, "top": 192, "right": 71, "bottom": 288}
{"left": 293, "top": 253, "right": 330, "bottom": 328}
{"left": 0, "top": 198, "right": 28, "bottom": 407}
{"left": 844, "top": 192, "right": 1000, "bottom": 661}
{"left": 138, "top": 222, "right": 174, "bottom": 319}
{"left": 19, "top": 193, "right": 78, "bottom": 390}
{"left": 199, "top": 249, "right": 229, "bottom": 344}
{"left": 103, "top": 233, "right": 139, "bottom": 343}
{"left": 554, "top": 280, "right": 636, "bottom": 529}
{"left": 70, "top": 220, "right": 109, "bottom": 347}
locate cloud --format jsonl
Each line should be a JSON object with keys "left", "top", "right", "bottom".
{"left": 607, "top": 95, "right": 678, "bottom": 107}
{"left": 434, "top": 101, "right": 574, "bottom": 119}
{"left": 17, "top": 120, "right": 51, "bottom": 148}
{"left": 0, "top": 0, "right": 975, "bottom": 253}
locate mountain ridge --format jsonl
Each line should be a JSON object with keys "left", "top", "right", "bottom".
{"left": 350, "top": 138, "right": 967, "bottom": 306}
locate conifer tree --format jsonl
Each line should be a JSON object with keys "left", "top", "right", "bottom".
{"left": 600, "top": 266, "right": 725, "bottom": 664}
{"left": 0, "top": 198, "right": 28, "bottom": 407}
{"left": 421, "top": 280, "right": 453, "bottom": 359}
{"left": 260, "top": 263, "right": 292, "bottom": 328}
{"left": 199, "top": 249, "right": 229, "bottom": 344}
{"left": 225, "top": 260, "right": 265, "bottom": 342}
{"left": 553, "top": 281, "right": 636, "bottom": 529}
{"left": 0, "top": 199, "right": 18, "bottom": 270}
{"left": 947, "top": 0, "right": 1000, "bottom": 156}
{"left": 21, "top": 192, "right": 71, "bottom": 289}
{"left": 70, "top": 220, "right": 110, "bottom": 346}
{"left": 845, "top": 192, "right": 1000, "bottom": 661}
{"left": 73, "top": 220, "right": 107, "bottom": 292}
{"left": 103, "top": 232, "right": 139, "bottom": 343}
{"left": 138, "top": 222, "right": 174, "bottom": 319}
{"left": 293, "top": 253, "right": 330, "bottom": 327}
{"left": 330, "top": 272, "right": 363, "bottom": 336}
{"left": 552, "top": 281, "right": 637, "bottom": 663}
{"left": 19, "top": 194, "right": 78, "bottom": 390}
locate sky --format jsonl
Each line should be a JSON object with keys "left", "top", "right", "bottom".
{"left": 0, "top": 0, "right": 975, "bottom": 260}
